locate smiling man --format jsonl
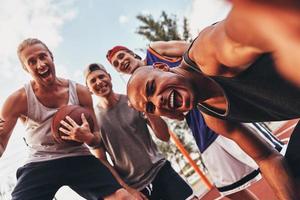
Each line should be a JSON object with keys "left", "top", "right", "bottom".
{"left": 106, "top": 41, "right": 291, "bottom": 199}
{"left": 127, "top": 62, "right": 300, "bottom": 199}
{"left": 61, "top": 63, "right": 196, "bottom": 200}
{"left": 0, "top": 38, "right": 134, "bottom": 200}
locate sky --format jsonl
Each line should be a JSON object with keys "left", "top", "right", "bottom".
{"left": 0, "top": 0, "right": 231, "bottom": 199}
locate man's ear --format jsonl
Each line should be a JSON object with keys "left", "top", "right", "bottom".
{"left": 153, "top": 62, "right": 170, "bottom": 72}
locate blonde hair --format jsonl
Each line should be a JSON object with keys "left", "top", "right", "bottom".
{"left": 17, "top": 38, "right": 53, "bottom": 70}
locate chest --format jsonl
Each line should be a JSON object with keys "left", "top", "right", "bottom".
{"left": 34, "top": 87, "right": 69, "bottom": 108}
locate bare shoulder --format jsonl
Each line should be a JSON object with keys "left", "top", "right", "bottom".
{"left": 2, "top": 88, "right": 27, "bottom": 119}
{"left": 150, "top": 40, "right": 190, "bottom": 57}
{"left": 188, "top": 25, "right": 222, "bottom": 75}
{"left": 189, "top": 21, "right": 263, "bottom": 76}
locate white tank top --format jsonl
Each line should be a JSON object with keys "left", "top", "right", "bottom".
{"left": 23, "top": 80, "right": 91, "bottom": 164}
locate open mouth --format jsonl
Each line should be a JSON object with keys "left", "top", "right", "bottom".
{"left": 121, "top": 62, "right": 130, "bottom": 71}
{"left": 38, "top": 68, "right": 51, "bottom": 79}
{"left": 96, "top": 83, "right": 109, "bottom": 94}
{"left": 169, "top": 90, "right": 182, "bottom": 110}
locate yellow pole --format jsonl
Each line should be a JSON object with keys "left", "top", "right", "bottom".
{"left": 169, "top": 129, "right": 213, "bottom": 190}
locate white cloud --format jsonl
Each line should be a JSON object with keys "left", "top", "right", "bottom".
{"left": 119, "top": 15, "right": 129, "bottom": 24}
{"left": 0, "top": 0, "right": 78, "bottom": 196}
{"left": 0, "top": 0, "right": 77, "bottom": 105}
{"left": 187, "top": 0, "right": 231, "bottom": 37}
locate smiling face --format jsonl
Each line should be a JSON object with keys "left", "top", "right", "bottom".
{"left": 20, "top": 43, "right": 56, "bottom": 86}
{"left": 127, "top": 66, "right": 198, "bottom": 120}
{"left": 86, "top": 70, "right": 113, "bottom": 98}
{"left": 110, "top": 50, "right": 142, "bottom": 74}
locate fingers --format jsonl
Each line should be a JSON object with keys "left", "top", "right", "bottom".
{"left": 0, "top": 119, "right": 5, "bottom": 131}
{"left": 81, "top": 113, "right": 88, "bottom": 124}
{"left": 60, "top": 120, "right": 73, "bottom": 130}
{"left": 59, "top": 127, "right": 71, "bottom": 135}
{"left": 65, "top": 116, "right": 78, "bottom": 127}
{"left": 81, "top": 113, "right": 91, "bottom": 131}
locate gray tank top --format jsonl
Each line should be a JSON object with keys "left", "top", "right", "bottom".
{"left": 95, "top": 95, "right": 166, "bottom": 190}
{"left": 23, "top": 80, "right": 91, "bottom": 164}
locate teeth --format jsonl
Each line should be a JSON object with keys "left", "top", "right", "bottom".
{"left": 39, "top": 68, "right": 48, "bottom": 75}
{"left": 170, "top": 91, "right": 174, "bottom": 108}
{"left": 125, "top": 62, "right": 129, "bottom": 69}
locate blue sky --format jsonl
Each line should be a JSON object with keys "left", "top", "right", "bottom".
{"left": 55, "top": 0, "right": 192, "bottom": 93}
{"left": 0, "top": 0, "right": 231, "bottom": 198}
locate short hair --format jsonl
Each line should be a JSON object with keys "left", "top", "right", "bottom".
{"left": 84, "top": 63, "right": 108, "bottom": 81}
{"left": 106, "top": 45, "right": 142, "bottom": 64}
{"left": 17, "top": 38, "right": 53, "bottom": 69}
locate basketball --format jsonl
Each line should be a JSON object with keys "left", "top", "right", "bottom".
{"left": 51, "top": 105, "right": 95, "bottom": 145}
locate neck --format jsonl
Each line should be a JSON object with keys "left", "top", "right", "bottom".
{"left": 33, "top": 77, "right": 65, "bottom": 92}
{"left": 97, "top": 92, "right": 120, "bottom": 109}
{"left": 172, "top": 67, "right": 224, "bottom": 102}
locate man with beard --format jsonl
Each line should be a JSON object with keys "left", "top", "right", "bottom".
{"left": 0, "top": 38, "right": 134, "bottom": 200}
{"left": 59, "top": 63, "right": 196, "bottom": 200}
{"left": 107, "top": 43, "right": 284, "bottom": 199}
{"left": 126, "top": 20, "right": 300, "bottom": 199}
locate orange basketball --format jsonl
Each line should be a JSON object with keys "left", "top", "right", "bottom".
{"left": 51, "top": 105, "right": 95, "bottom": 145}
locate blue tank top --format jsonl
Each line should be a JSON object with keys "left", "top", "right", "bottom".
{"left": 146, "top": 47, "right": 218, "bottom": 153}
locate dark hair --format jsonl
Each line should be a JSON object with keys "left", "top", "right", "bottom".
{"left": 84, "top": 63, "right": 108, "bottom": 80}
{"left": 17, "top": 38, "right": 53, "bottom": 70}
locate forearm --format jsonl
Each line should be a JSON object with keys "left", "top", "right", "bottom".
{"left": 150, "top": 41, "right": 189, "bottom": 57}
{"left": 204, "top": 116, "right": 298, "bottom": 199}
{"left": 146, "top": 114, "right": 170, "bottom": 141}
{"left": 258, "top": 154, "right": 298, "bottom": 200}
{"left": 99, "top": 159, "right": 129, "bottom": 188}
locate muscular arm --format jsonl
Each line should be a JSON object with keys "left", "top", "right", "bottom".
{"left": 0, "top": 88, "right": 27, "bottom": 157}
{"left": 202, "top": 113, "right": 298, "bottom": 200}
{"left": 92, "top": 146, "right": 148, "bottom": 200}
{"left": 92, "top": 147, "right": 129, "bottom": 188}
{"left": 149, "top": 41, "right": 189, "bottom": 58}
{"left": 144, "top": 113, "right": 170, "bottom": 142}
{"left": 188, "top": 20, "right": 263, "bottom": 77}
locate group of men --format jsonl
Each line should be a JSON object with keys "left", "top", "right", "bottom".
{"left": 1, "top": 1, "right": 300, "bottom": 200}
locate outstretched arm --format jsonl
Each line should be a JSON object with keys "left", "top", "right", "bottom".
{"left": 225, "top": 1, "right": 300, "bottom": 87}
{"left": 203, "top": 113, "right": 298, "bottom": 200}
{"left": 149, "top": 41, "right": 190, "bottom": 58}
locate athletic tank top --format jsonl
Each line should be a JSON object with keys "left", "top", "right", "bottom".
{"left": 184, "top": 52, "right": 300, "bottom": 122}
{"left": 146, "top": 47, "right": 182, "bottom": 67}
{"left": 146, "top": 48, "right": 218, "bottom": 152}
{"left": 23, "top": 80, "right": 91, "bottom": 164}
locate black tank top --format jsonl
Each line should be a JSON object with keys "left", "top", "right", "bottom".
{"left": 184, "top": 52, "right": 300, "bottom": 122}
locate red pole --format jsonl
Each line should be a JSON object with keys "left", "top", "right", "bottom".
{"left": 169, "top": 130, "right": 213, "bottom": 190}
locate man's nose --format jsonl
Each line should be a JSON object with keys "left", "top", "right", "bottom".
{"left": 153, "top": 95, "right": 166, "bottom": 108}
{"left": 37, "top": 59, "right": 46, "bottom": 69}
{"left": 96, "top": 79, "right": 103, "bottom": 86}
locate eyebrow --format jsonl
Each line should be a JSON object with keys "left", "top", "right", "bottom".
{"left": 145, "top": 80, "right": 149, "bottom": 97}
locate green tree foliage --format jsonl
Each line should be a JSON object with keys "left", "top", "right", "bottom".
{"left": 136, "top": 11, "right": 191, "bottom": 42}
